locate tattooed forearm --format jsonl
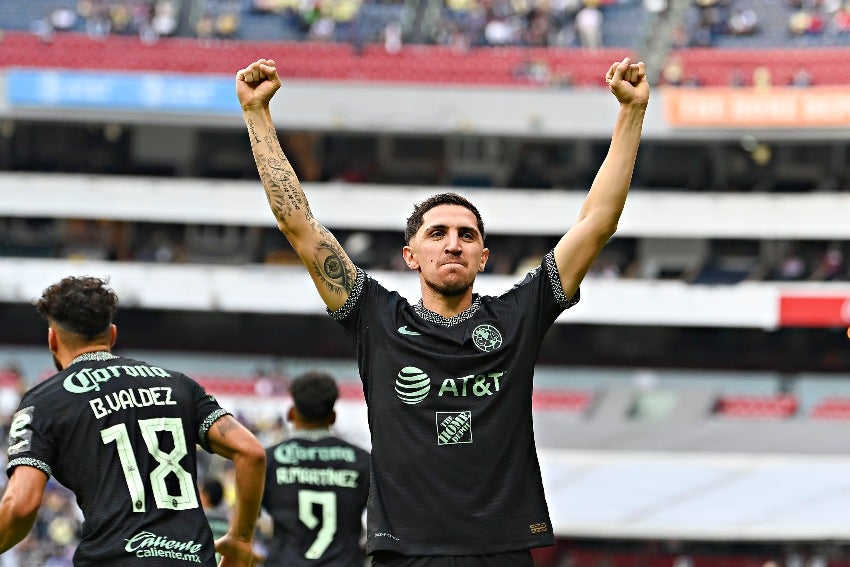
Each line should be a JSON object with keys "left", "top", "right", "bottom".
{"left": 312, "top": 240, "right": 356, "bottom": 294}
{"left": 248, "top": 124, "right": 312, "bottom": 225}
{"left": 246, "top": 113, "right": 351, "bottom": 298}
{"left": 308, "top": 216, "right": 331, "bottom": 239}
{"left": 246, "top": 118, "right": 261, "bottom": 145}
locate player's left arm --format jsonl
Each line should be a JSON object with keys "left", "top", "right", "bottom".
{"left": 0, "top": 465, "right": 48, "bottom": 553}
{"left": 553, "top": 58, "right": 649, "bottom": 299}
{"left": 206, "top": 414, "right": 266, "bottom": 567}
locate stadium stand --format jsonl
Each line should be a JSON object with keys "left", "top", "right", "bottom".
{"left": 714, "top": 393, "right": 799, "bottom": 419}
{"left": 809, "top": 396, "right": 850, "bottom": 419}
{"left": 0, "top": 29, "right": 630, "bottom": 87}
{"left": 2, "top": 0, "right": 850, "bottom": 89}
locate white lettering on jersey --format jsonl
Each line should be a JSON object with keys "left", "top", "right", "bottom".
{"left": 437, "top": 372, "right": 504, "bottom": 397}
{"left": 7, "top": 406, "right": 34, "bottom": 455}
{"left": 64, "top": 365, "right": 172, "bottom": 394}
{"left": 89, "top": 387, "right": 177, "bottom": 419}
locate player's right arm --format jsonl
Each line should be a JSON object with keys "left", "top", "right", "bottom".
{"left": 206, "top": 414, "right": 266, "bottom": 567}
{"left": 237, "top": 59, "right": 357, "bottom": 312}
{"left": 0, "top": 466, "right": 48, "bottom": 553}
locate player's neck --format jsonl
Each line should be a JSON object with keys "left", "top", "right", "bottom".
{"left": 420, "top": 287, "right": 475, "bottom": 319}
{"left": 291, "top": 416, "right": 333, "bottom": 432}
{"left": 290, "top": 426, "right": 333, "bottom": 440}
{"left": 56, "top": 346, "right": 111, "bottom": 370}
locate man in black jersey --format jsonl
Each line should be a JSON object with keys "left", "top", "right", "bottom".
{"left": 0, "top": 276, "right": 267, "bottom": 566}
{"left": 262, "top": 371, "right": 370, "bottom": 566}
{"left": 237, "top": 57, "right": 649, "bottom": 566}
{"left": 201, "top": 477, "right": 231, "bottom": 549}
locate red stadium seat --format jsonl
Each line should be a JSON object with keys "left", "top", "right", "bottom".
{"left": 0, "top": 31, "right": 630, "bottom": 87}
{"left": 531, "top": 389, "right": 594, "bottom": 412}
{"left": 193, "top": 374, "right": 365, "bottom": 400}
{"left": 195, "top": 375, "right": 260, "bottom": 396}
{"left": 668, "top": 47, "right": 850, "bottom": 87}
{"left": 714, "top": 394, "right": 798, "bottom": 419}
{"left": 810, "top": 397, "right": 850, "bottom": 420}
{"left": 0, "top": 370, "right": 22, "bottom": 388}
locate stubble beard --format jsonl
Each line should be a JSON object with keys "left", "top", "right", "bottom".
{"left": 423, "top": 271, "right": 476, "bottom": 298}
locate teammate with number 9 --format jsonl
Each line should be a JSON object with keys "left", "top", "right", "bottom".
{"left": 261, "top": 371, "right": 370, "bottom": 566}
{"left": 0, "top": 276, "right": 267, "bottom": 566}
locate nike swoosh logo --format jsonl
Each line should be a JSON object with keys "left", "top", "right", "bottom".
{"left": 397, "top": 326, "right": 422, "bottom": 336}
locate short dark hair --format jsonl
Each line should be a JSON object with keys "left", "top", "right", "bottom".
{"left": 201, "top": 478, "right": 224, "bottom": 507}
{"left": 404, "top": 192, "right": 485, "bottom": 244}
{"left": 290, "top": 371, "right": 339, "bottom": 422}
{"left": 35, "top": 276, "right": 118, "bottom": 339}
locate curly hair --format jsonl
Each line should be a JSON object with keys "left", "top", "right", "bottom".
{"left": 35, "top": 276, "right": 118, "bottom": 339}
{"left": 290, "top": 371, "right": 339, "bottom": 423}
{"left": 404, "top": 192, "right": 485, "bottom": 244}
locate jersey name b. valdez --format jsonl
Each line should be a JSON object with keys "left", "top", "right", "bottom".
{"left": 330, "top": 250, "right": 578, "bottom": 555}
{"left": 5, "top": 352, "right": 227, "bottom": 566}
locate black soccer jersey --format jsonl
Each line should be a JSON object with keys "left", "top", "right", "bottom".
{"left": 5, "top": 351, "right": 228, "bottom": 566}
{"left": 330, "top": 250, "right": 578, "bottom": 556}
{"left": 262, "top": 430, "right": 370, "bottom": 566}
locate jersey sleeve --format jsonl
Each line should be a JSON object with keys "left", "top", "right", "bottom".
{"left": 516, "top": 249, "right": 580, "bottom": 305}
{"left": 6, "top": 393, "right": 55, "bottom": 479}
{"left": 508, "top": 249, "right": 580, "bottom": 335}
{"left": 186, "top": 378, "right": 231, "bottom": 453}
{"left": 327, "top": 267, "right": 381, "bottom": 344}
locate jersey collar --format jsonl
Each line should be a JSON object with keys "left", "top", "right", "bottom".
{"left": 414, "top": 294, "right": 481, "bottom": 327}
{"left": 289, "top": 428, "right": 334, "bottom": 440}
{"left": 69, "top": 351, "right": 119, "bottom": 366}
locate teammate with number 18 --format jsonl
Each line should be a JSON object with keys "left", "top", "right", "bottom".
{"left": 0, "top": 276, "right": 266, "bottom": 566}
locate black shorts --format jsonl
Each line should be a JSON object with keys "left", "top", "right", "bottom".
{"left": 371, "top": 550, "right": 534, "bottom": 567}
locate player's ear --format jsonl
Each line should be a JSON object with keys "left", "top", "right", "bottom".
{"left": 286, "top": 406, "right": 296, "bottom": 423}
{"left": 479, "top": 247, "right": 490, "bottom": 273}
{"left": 402, "top": 245, "right": 419, "bottom": 270}
{"left": 47, "top": 327, "right": 58, "bottom": 354}
{"left": 329, "top": 410, "right": 337, "bottom": 426}
{"left": 108, "top": 324, "right": 117, "bottom": 348}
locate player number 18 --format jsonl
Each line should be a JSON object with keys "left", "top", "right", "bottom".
{"left": 101, "top": 417, "right": 198, "bottom": 512}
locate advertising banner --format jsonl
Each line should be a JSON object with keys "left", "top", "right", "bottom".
{"left": 664, "top": 86, "right": 850, "bottom": 128}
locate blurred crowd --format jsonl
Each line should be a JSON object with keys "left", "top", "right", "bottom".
{"left": 33, "top": 0, "right": 183, "bottom": 43}
{"left": 429, "top": 0, "right": 618, "bottom": 50}
{"left": 25, "top": 0, "right": 637, "bottom": 50}
{"left": 22, "top": 0, "right": 850, "bottom": 53}
{"left": 671, "top": 0, "right": 850, "bottom": 50}
{"left": 1, "top": 216, "right": 848, "bottom": 284}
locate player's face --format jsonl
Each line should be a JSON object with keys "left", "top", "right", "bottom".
{"left": 403, "top": 204, "right": 489, "bottom": 297}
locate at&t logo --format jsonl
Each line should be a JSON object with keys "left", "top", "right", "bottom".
{"left": 395, "top": 367, "right": 430, "bottom": 404}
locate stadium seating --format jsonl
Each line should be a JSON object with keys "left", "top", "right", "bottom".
{"left": 562, "top": 549, "right": 777, "bottom": 567}
{"left": 0, "top": 369, "right": 21, "bottom": 387}
{"left": 809, "top": 396, "right": 850, "bottom": 420}
{"left": 0, "top": 30, "right": 629, "bottom": 87}
{"left": 3, "top": 29, "right": 849, "bottom": 89}
{"left": 668, "top": 46, "right": 850, "bottom": 86}
{"left": 3, "top": 0, "right": 850, "bottom": 91}
{"left": 714, "top": 393, "right": 799, "bottom": 418}
{"left": 532, "top": 389, "right": 595, "bottom": 411}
